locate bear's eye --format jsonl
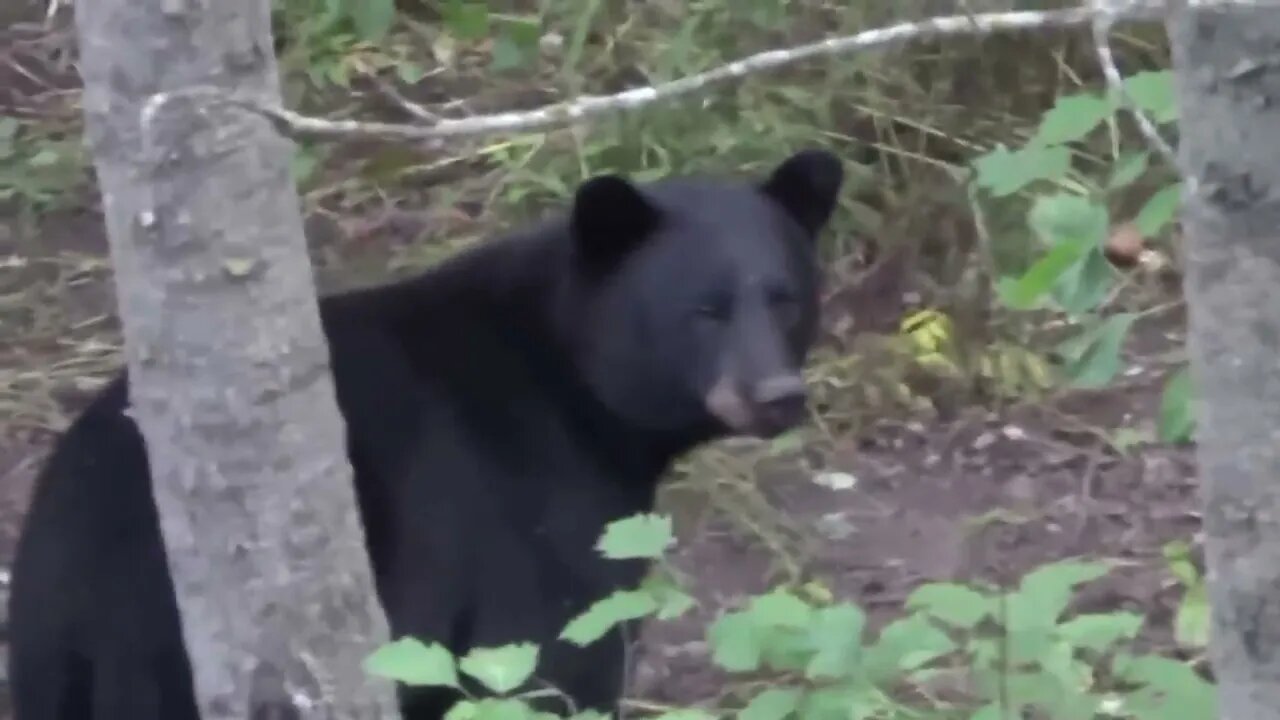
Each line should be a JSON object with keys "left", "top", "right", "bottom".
{"left": 767, "top": 288, "right": 797, "bottom": 307}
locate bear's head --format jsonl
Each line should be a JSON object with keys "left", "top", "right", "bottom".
{"left": 562, "top": 149, "right": 844, "bottom": 443}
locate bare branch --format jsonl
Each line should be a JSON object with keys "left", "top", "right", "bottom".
{"left": 1092, "top": 0, "right": 1183, "bottom": 173}
{"left": 141, "top": 0, "right": 1257, "bottom": 145}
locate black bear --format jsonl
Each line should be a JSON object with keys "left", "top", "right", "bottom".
{"left": 7, "top": 148, "right": 844, "bottom": 720}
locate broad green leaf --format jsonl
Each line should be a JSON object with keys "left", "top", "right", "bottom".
{"left": 1011, "top": 560, "right": 1112, "bottom": 628}
{"left": 1112, "top": 655, "right": 1218, "bottom": 720}
{"left": 458, "top": 644, "right": 539, "bottom": 695}
{"left": 1053, "top": 246, "right": 1116, "bottom": 317}
{"left": 1065, "top": 313, "right": 1136, "bottom": 389}
{"left": 1057, "top": 612, "right": 1144, "bottom": 653}
{"left": 364, "top": 637, "right": 459, "bottom": 688}
{"left": 1001, "top": 626, "right": 1056, "bottom": 666}
{"left": 801, "top": 685, "right": 891, "bottom": 720}
{"left": 491, "top": 17, "right": 541, "bottom": 72}
{"left": 708, "top": 611, "right": 763, "bottom": 672}
{"left": 1123, "top": 70, "right": 1179, "bottom": 124}
{"left": 1028, "top": 193, "right": 1109, "bottom": 247}
{"left": 1033, "top": 93, "right": 1113, "bottom": 145}
{"left": 1159, "top": 365, "right": 1196, "bottom": 443}
{"left": 443, "top": 0, "right": 490, "bottom": 40}
{"left": 864, "top": 614, "right": 956, "bottom": 682}
{"left": 740, "top": 688, "right": 802, "bottom": 720}
{"left": 905, "top": 583, "right": 992, "bottom": 629}
{"left": 805, "top": 603, "right": 866, "bottom": 679}
{"left": 996, "top": 236, "right": 1093, "bottom": 310}
{"left": 1136, "top": 182, "right": 1183, "bottom": 237}
{"left": 561, "top": 590, "right": 659, "bottom": 646}
{"left": 349, "top": 0, "right": 395, "bottom": 41}
{"left": 596, "top": 513, "right": 674, "bottom": 559}
{"left": 748, "top": 588, "right": 813, "bottom": 629}
{"left": 1107, "top": 150, "right": 1150, "bottom": 190}
{"left": 656, "top": 588, "right": 696, "bottom": 620}
{"left": 973, "top": 144, "right": 1073, "bottom": 197}
{"left": 468, "top": 698, "right": 534, "bottom": 720}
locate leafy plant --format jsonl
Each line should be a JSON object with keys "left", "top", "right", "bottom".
{"left": 365, "top": 514, "right": 1216, "bottom": 720}
{"left": 970, "top": 68, "right": 1187, "bottom": 421}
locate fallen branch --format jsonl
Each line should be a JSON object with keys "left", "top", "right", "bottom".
{"left": 142, "top": 0, "right": 1256, "bottom": 146}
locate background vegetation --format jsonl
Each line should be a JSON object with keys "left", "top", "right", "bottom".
{"left": 0, "top": 0, "right": 1207, "bottom": 718}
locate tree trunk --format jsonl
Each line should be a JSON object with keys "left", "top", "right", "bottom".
{"left": 72, "top": 2, "right": 401, "bottom": 718}
{"left": 1169, "top": 5, "right": 1280, "bottom": 717}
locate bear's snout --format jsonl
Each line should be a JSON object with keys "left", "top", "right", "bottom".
{"left": 705, "top": 373, "right": 808, "bottom": 438}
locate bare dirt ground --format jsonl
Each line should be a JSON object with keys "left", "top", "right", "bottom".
{"left": 0, "top": 18, "right": 1203, "bottom": 719}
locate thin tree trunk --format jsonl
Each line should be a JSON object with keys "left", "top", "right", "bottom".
{"left": 1169, "top": 4, "right": 1280, "bottom": 717}
{"left": 72, "top": 1, "right": 400, "bottom": 718}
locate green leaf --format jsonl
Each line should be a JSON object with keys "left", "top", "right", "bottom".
{"left": 1064, "top": 313, "right": 1136, "bottom": 389}
{"left": 1123, "top": 70, "right": 1179, "bottom": 124}
{"left": 708, "top": 611, "right": 763, "bottom": 672}
{"left": 364, "top": 637, "right": 460, "bottom": 688}
{"left": 1112, "top": 655, "right": 1218, "bottom": 720}
{"left": 1053, "top": 246, "right": 1116, "bottom": 317}
{"left": 1107, "top": 150, "right": 1150, "bottom": 190}
{"left": 560, "top": 590, "right": 659, "bottom": 646}
{"left": 1033, "top": 93, "right": 1113, "bottom": 145}
{"left": 442, "top": 0, "right": 490, "bottom": 41}
{"left": 491, "top": 16, "right": 541, "bottom": 72}
{"left": 905, "top": 583, "right": 992, "bottom": 629}
{"left": 349, "top": 0, "right": 396, "bottom": 41}
{"left": 1009, "top": 560, "right": 1112, "bottom": 630}
{"left": 1136, "top": 182, "right": 1183, "bottom": 238}
{"left": 29, "top": 148, "right": 60, "bottom": 167}
{"left": 740, "top": 688, "right": 802, "bottom": 720}
{"left": 996, "top": 235, "right": 1093, "bottom": 310}
{"left": 1057, "top": 612, "right": 1144, "bottom": 653}
{"left": 804, "top": 603, "right": 866, "bottom": 679}
{"left": 801, "top": 685, "right": 891, "bottom": 720}
{"left": 596, "top": 513, "right": 674, "bottom": 559}
{"left": 1028, "top": 193, "right": 1109, "bottom": 247}
{"left": 748, "top": 588, "right": 814, "bottom": 629}
{"left": 864, "top": 614, "right": 956, "bottom": 682}
{"left": 656, "top": 588, "right": 697, "bottom": 620}
{"left": 458, "top": 643, "right": 540, "bottom": 695}
{"left": 468, "top": 698, "right": 535, "bottom": 720}
{"left": 972, "top": 144, "right": 1073, "bottom": 197}
{"left": 1159, "top": 365, "right": 1196, "bottom": 443}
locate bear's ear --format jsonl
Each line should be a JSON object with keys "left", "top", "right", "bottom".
{"left": 570, "top": 174, "right": 660, "bottom": 271}
{"left": 759, "top": 149, "right": 844, "bottom": 238}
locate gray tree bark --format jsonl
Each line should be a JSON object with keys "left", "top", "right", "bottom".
{"left": 72, "top": 1, "right": 401, "bottom": 718}
{"left": 1168, "top": 4, "right": 1280, "bottom": 717}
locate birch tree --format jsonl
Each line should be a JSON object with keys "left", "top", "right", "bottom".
{"left": 1169, "top": 3, "right": 1280, "bottom": 717}
{"left": 71, "top": 1, "right": 400, "bottom": 717}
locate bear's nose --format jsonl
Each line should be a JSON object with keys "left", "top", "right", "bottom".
{"left": 751, "top": 374, "right": 808, "bottom": 433}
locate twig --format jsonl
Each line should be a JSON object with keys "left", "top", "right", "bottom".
{"left": 358, "top": 69, "right": 444, "bottom": 124}
{"left": 1091, "top": 0, "right": 1183, "bottom": 170}
{"left": 140, "top": 0, "right": 1257, "bottom": 146}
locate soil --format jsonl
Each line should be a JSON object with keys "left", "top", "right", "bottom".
{"left": 0, "top": 16, "right": 1204, "bottom": 719}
